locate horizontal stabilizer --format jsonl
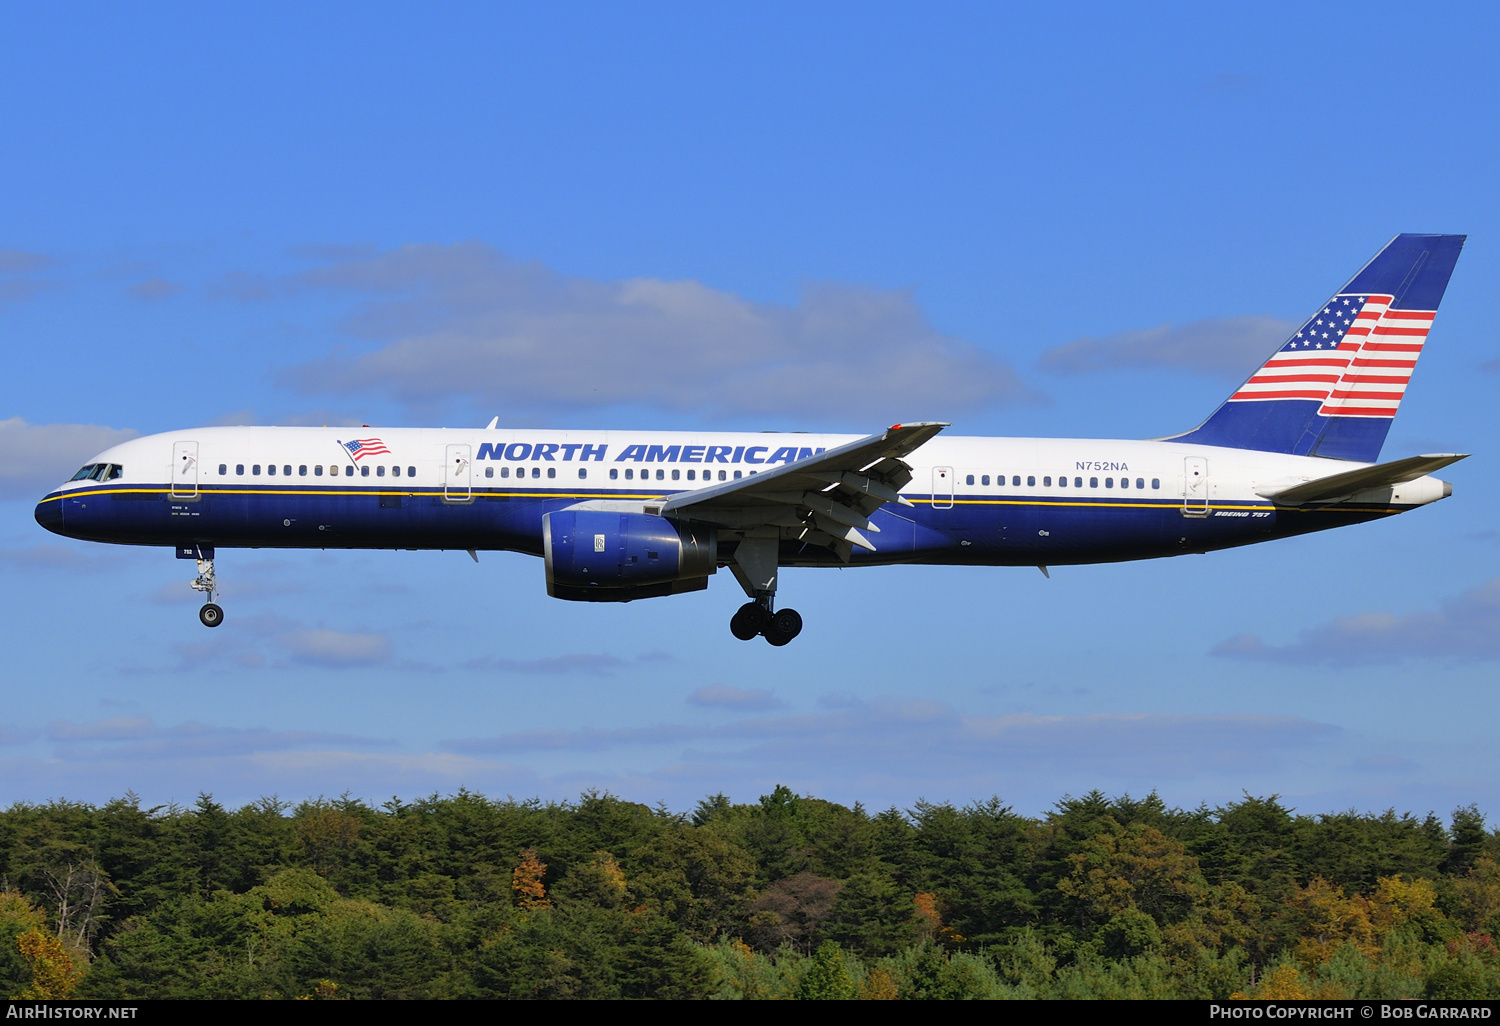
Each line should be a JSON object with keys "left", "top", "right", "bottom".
{"left": 1257, "top": 453, "right": 1467, "bottom": 505}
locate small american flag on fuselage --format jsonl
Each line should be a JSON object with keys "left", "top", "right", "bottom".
{"left": 342, "top": 438, "right": 391, "bottom": 460}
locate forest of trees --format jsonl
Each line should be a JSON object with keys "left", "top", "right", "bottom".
{"left": 0, "top": 787, "right": 1497, "bottom": 1000}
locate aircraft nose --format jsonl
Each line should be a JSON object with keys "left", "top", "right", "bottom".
{"left": 34, "top": 496, "right": 63, "bottom": 534}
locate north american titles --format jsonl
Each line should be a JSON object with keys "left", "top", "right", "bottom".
{"left": 474, "top": 443, "right": 826, "bottom": 465}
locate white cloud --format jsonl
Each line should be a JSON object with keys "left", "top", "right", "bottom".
{"left": 0, "top": 251, "right": 56, "bottom": 274}
{"left": 0, "top": 417, "right": 138, "bottom": 499}
{"left": 0, "top": 542, "right": 125, "bottom": 573}
{"left": 274, "top": 242, "right": 1034, "bottom": 422}
{"left": 687, "top": 685, "right": 782, "bottom": 710}
{"left": 1213, "top": 576, "right": 1500, "bottom": 666}
{"left": 128, "top": 277, "right": 181, "bottom": 301}
{"left": 43, "top": 716, "right": 393, "bottom": 760}
{"left": 1039, "top": 315, "right": 1294, "bottom": 378}
{"left": 459, "top": 652, "right": 674, "bottom": 675}
{"left": 279, "top": 628, "right": 392, "bottom": 667}
{"left": 442, "top": 697, "right": 1335, "bottom": 782}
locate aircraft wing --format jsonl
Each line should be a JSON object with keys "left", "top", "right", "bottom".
{"left": 659, "top": 421, "right": 948, "bottom": 560}
{"left": 1257, "top": 453, "right": 1468, "bottom": 505}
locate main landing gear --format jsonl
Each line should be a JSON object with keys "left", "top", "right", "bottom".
{"left": 190, "top": 557, "right": 223, "bottom": 628}
{"left": 730, "top": 601, "right": 803, "bottom": 646}
{"left": 725, "top": 536, "right": 802, "bottom": 646}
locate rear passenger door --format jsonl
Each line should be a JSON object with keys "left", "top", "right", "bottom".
{"left": 444, "top": 444, "right": 472, "bottom": 502}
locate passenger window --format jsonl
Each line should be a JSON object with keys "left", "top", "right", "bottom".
{"left": 579, "top": 469, "right": 587, "bottom": 480}
{"left": 314, "top": 465, "right": 323, "bottom": 477}
{"left": 719, "top": 470, "right": 727, "bottom": 481}
{"left": 218, "top": 464, "right": 227, "bottom": 475}
{"left": 284, "top": 465, "right": 291, "bottom": 476}
{"left": 1027, "top": 475, "right": 1035, "bottom": 486}
{"left": 966, "top": 474, "right": 975, "bottom": 486}
{"left": 1043, "top": 476, "right": 1051, "bottom": 486}
{"left": 734, "top": 470, "right": 742, "bottom": 479}
{"left": 1011, "top": 475, "right": 1020, "bottom": 486}
{"left": 672, "top": 469, "right": 680, "bottom": 480}
{"left": 299, "top": 465, "right": 307, "bottom": 476}
{"left": 1137, "top": 478, "right": 1145, "bottom": 489}
{"left": 610, "top": 469, "right": 618, "bottom": 480}
{"left": 502, "top": 466, "right": 511, "bottom": 478}
{"left": 1152, "top": 478, "right": 1160, "bottom": 489}
{"left": 1058, "top": 475, "right": 1066, "bottom": 487}
{"left": 267, "top": 464, "right": 276, "bottom": 476}
{"left": 1075, "top": 477, "right": 1082, "bottom": 487}
{"left": 361, "top": 466, "right": 370, "bottom": 477}
{"left": 1119, "top": 477, "right": 1128, "bottom": 489}
{"left": 625, "top": 468, "right": 634, "bottom": 480}
{"left": 548, "top": 467, "right": 556, "bottom": 479}
{"left": 390, "top": 466, "right": 400, "bottom": 477}
{"left": 687, "top": 469, "right": 695, "bottom": 480}
{"left": 485, "top": 467, "right": 493, "bottom": 479}
{"left": 1089, "top": 477, "right": 1097, "bottom": 487}
{"left": 531, "top": 467, "right": 540, "bottom": 479}
{"left": 344, "top": 466, "right": 353, "bottom": 476}
{"left": 656, "top": 469, "right": 664, "bottom": 480}
{"left": 237, "top": 464, "right": 245, "bottom": 476}
{"left": 407, "top": 467, "right": 415, "bottom": 477}
{"left": 377, "top": 466, "right": 386, "bottom": 477}
{"left": 1105, "top": 477, "right": 1113, "bottom": 488}
{"left": 253, "top": 465, "right": 261, "bottom": 475}
{"left": 981, "top": 475, "right": 990, "bottom": 486}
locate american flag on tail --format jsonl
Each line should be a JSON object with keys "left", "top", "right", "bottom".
{"left": 1229, "top": 293, "right": 1435, "bottom": 419}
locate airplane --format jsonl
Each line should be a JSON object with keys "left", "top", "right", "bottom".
{"left": 34, "top": 233, "right": 1467, "bottom": 646}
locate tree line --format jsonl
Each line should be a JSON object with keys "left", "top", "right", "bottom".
{"left": 0, "top": 787, "right": 1496, "bottom": 999}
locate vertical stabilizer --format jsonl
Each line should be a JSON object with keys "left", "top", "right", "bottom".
{"left": 1173, "top": 234, "right": 1465, "bottom": 462}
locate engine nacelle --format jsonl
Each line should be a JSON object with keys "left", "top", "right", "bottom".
{"left": 543, "top": 510, "right": 717, "bottom": 602}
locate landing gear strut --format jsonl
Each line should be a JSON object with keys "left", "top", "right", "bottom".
{"left": 726, "top": 536, "right": 803, "bottom": 645}
{"left": 191, "top": 557, "right": 223, "bottom": 628}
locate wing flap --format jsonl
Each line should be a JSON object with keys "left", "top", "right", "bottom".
{"left": 660, "top": 422, "right": 947, "bottom": 551}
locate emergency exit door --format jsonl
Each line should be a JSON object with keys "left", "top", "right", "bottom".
{"left": 932, "top": 466, "right": 954, "bottom": 509}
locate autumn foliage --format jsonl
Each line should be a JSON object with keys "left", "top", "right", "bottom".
{"left": 0, "top": 788, "right": 1492, "bottom": 999}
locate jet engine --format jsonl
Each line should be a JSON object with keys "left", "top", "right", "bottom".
{"left": 543, "top": 510, "right": 717, "bottom": 602}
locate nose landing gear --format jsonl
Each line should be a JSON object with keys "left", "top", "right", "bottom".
{"left": 190, "top": 557, "right": 223, "bottom": 628}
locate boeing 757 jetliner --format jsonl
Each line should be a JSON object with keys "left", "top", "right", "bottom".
{"left": 35, "top": 234, "right": 1467, "bottom": 645}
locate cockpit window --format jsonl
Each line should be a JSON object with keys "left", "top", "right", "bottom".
{"left": 103, "top": 465, "right": 122, "bottom": 481}
{"left": 70, "top": 464, "right": 98, "bottom": 481}
{"left": 87, "top": 464, "right": 108, "bottom": 481}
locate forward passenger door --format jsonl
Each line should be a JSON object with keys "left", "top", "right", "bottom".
{"left": 171, "top": 441, "right": 200, "bottom": 499}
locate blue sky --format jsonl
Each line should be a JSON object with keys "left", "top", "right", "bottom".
{"left": 1, "top": 2, "right": 1497, "bottom": 819}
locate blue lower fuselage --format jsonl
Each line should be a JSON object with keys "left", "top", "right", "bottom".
{"left": 37, "top": 481, "right": 1394, "bottom": 568}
